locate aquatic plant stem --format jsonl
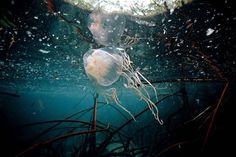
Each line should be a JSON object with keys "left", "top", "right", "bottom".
{"left": 90, "top": 93, "right": 98, "bottom": 152}
{"left": 201, "top": 81, "right": 229, "bottom": 151}
{"left": 155, "top": 141, "right": 190, "bottom": 157}
{"left": 16, "top": 126, "right": 109, "bottom": 157}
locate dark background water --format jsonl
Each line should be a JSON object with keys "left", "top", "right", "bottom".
{"left": 0, "top": 0, "right": 235, "bottom": 156}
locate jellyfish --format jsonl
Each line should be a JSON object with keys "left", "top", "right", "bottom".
{"left": 88, "top": 10, "right": 126, "bottom": 46}
{"left": 83, "top": 47, "right": 123, "bottom": 87}
{"left": 83, "top": 47, "right": 163, "bottom": 124}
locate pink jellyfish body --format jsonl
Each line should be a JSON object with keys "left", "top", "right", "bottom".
{"left": 83, "top": 47, "right": 123, "bottom": 87}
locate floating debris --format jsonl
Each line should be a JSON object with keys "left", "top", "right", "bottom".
{"left": 39, "top": 49, "right": 50, "bottom": 54}
{"left": 26, "top": 30, "right": 32, "bottom": 37}
{"left": 130, "top": 17, "right": 156, "bottom": 27}
{"left": 206, "top": 28, "right": 215, "bottom": 36}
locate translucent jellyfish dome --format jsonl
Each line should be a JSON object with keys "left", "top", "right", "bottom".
{"left": 83, "top": 47, "right": 123, "bottom": 86}
{"left": 88, "top": 9, "right": 126, "bottom": 46}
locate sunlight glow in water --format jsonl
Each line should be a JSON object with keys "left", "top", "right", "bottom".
{"left": 64, "top": 0, "right": 192, "bottom": 16}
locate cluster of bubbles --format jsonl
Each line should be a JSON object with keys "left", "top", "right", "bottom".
{"left": 83, "top": 9, "right": 163, "bottom": 124}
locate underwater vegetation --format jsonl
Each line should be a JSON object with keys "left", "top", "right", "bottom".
{"left": 0, "top": 0, "right": 235, "bottom": 157}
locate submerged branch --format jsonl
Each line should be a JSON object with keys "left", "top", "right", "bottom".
{"left": 18, "top": 119, "right": 107, "bottom": 130}
{"left": 16, "top": 126, "right": 109, "bottom": 157}
{"left": 202, "top": 81, "right": 229, "bottom": 150}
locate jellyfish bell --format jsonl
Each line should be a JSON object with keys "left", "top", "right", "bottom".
{"left": 88, "top": 9, "right": 126, "bottom": 46}
{"left": 83, "top": 47, "right": 123, "bottom": 87}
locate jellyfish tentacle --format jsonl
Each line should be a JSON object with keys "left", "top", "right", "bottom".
{"left": 132, "top": 85, "right": 163, "bottom": 125}
{"left": 120, "top": 56, "right": 152, "bottom": 101}
{"left": 119, "top": 65, "right": 163, "bottom": 124}
{"left": 133, "top": 72, "right": 151, "bottom": 100}
{"left": 144, "top": 96, "right": 163, "bottom": 124}
{"left": 130, "top": 83, "right": 162, "bottom": 124}
{"left": 136, "top": 71, "right": 158, "bottom": 101}
{"left": 108, "top": 88, "right": 136, "bottom": 121}
{"left": 121, "top": 51, "right": 133, "bottom": 71}
{"left": 135, "top": 80, "right": 163, "bottom": 124}
{"left": 118, "top": 71, "right": 134, "bottom": 87}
